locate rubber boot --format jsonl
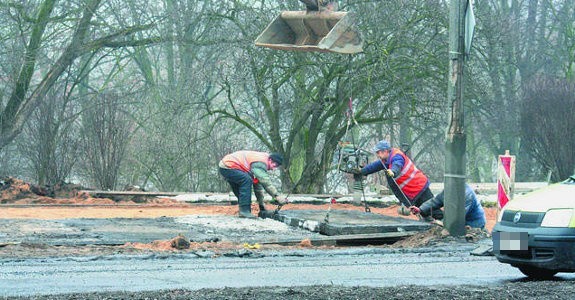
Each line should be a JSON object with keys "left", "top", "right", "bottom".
{"left": 239, "top": 205, "right": 256, "bottom": 219}
{"left": 257, "top": 203, "right": 269, "bottom": 218}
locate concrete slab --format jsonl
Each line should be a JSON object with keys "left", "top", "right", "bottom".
{"left": 0, "top": 211, "right": 429, "bottom": 247}
{"left": 259, "top": 232, "right": 416, "bottom": 246}
{"left": 0, "top": 216, "right": 323, "bottom": 246}
{"left": 275, "top": 209, "right": 430, "bottom": 236}
{"left": 0, "top": 218, "right": 194, "bottom": 246}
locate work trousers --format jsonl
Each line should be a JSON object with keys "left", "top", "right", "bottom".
{"left": 466, "top": 218, "right": 486, "bottom": 229}
{"left": 219, "top": 167, "right": 253, "bottom": 207}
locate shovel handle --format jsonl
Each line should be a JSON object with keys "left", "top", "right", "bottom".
{"left": 382, "top": 163, "right": 413, "bottom": 207}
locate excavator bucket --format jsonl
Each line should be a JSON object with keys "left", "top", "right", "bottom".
{"left": 255, "top": 11, "right": 363, "bottom": 54}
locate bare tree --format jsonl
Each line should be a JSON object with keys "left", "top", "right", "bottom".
{"left": 469, "top": 0, "right": 575, "bottom": 181}
{"left": 17, "top": 82, "right": 81, "bottom": 186}
{"left": 521, "top": 76, "right": 575, "bottom": 182}
{"left": 81, "top": 92, "right": 134, "bottom": 190}
{"left": 0, "top": 0, "right": 163, "bottom": 151}
{"left": 119, "top": 0, "right": 237, "bottom": 192}
{"left": 206, "top": 0, "right": 449, "bottom": 193}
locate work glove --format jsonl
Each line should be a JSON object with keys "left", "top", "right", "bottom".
{"left": 386, "top": 169, "right": 394, "bottom": 177}
{"left": 274, "top": 195, "right": 288, "bottom": 205}
{"left": 350, "top": 167, "right": 362, "bottom": 175}
{"left": 409, "top": 206, "right": 421, "bottom": 215}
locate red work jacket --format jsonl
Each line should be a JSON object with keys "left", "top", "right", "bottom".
{"left": 386, "top": 148, "right": 428, "bottom": 200}
{"left": 220, "top": 151, "right": 269, "bottom": 173}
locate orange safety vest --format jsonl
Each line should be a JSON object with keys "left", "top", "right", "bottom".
{"left": 220, "top": 151, "right": 269, "bottom": 173}
{"left": 386, "top": 148, "right": 428, "bottom": 200}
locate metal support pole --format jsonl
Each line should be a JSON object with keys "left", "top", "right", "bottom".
{"left": 444, "top": 0, "right": 468, "bottom": 236}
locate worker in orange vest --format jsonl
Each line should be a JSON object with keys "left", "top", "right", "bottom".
{"left": 358, "top": 140, "right": 443, "bottom": 220}
{"left": 219, "top": 150, "right": 287, "bottom": 218}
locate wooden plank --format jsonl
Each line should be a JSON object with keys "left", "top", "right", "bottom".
{"left": 259, "top": 231, "right": 416, "bottom": 246}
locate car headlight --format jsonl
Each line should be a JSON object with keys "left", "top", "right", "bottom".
{"left": 541, "top": 209, "right": 574, "bottom": 227}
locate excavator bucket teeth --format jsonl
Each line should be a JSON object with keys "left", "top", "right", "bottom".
{"left": 255, "top": 11, "right": 363, "bottom": 54}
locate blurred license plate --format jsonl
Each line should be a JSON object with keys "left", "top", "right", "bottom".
{"left": 493, "top": 231, "right": 528, "bottom": 252}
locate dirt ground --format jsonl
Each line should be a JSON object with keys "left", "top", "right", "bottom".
{"left": 2, "top": 178, "right": 572, "bottom": 300}
{"left": 0, "top": 179, "right": 497, "bottom": 257}
{"left": 0, "top": 176, "right": 497, "bottom": 228}
{"left": 0, "top": 202, "right": 496, "bottom": 249}
{"left": 0, "top": 202, "right": 497, "bottom": 230}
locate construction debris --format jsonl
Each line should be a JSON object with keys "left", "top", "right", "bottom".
{"left": 170, "top": 235, "right": 191, "bottom": 250}
{"left": 470, "top": 245, "right": 494, "bottom": 256}
{"left": 0, "top": 177, "right": 183, "bottom": 205}
{"left": 391, "top": 224, "right": 490, "bottom": 248}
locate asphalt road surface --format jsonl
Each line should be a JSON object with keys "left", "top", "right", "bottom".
{"left": 2, "top": 247, "right": 574, "bottom": 298}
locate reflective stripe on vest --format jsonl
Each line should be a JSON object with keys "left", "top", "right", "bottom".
{"left": 386, "top": 149, "right": 428, "bottom": 200}
{"left": 221, "top": 151, "right": 269, "bottom": 173}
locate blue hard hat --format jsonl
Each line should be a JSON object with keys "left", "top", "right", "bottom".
{"left": 372, "top": 140, "right": 391, "bottom": 152}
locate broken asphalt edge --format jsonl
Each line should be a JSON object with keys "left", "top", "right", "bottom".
{"left": 0, "top": 243, "right": 482, "bottom": 264}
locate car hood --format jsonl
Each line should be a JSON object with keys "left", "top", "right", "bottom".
{"left": 504, "top": 183, "right": 575, "bottom": 212}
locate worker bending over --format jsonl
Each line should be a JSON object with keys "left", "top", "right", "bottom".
{"left": 219, "top": 150, "right": 287, "bottom": 218}
{"left": 357, "top": 140, "right": 443, "bottom": 220}
{"left": 411, "top": 183, "right": 486, "bottom": 228}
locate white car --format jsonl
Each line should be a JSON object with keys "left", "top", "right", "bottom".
{"left": 492, "top": 174, "right": 575, "bottom": 279}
